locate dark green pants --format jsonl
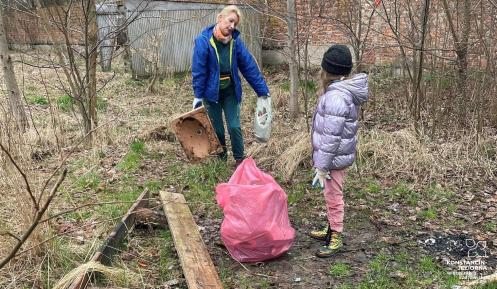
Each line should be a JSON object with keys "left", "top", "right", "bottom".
{"left": 203, "top": 96, "right": 244, "bottom": 161}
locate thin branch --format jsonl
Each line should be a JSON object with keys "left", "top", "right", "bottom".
{"left": 0, "top": 168, "right": 67, "bottom": 270}
{"left": 0, "top": 143, "right": 38, "bottom": 211}
{"left": 0, "top": 232, "right": 21, "bottom": 243}
{"left": 39, "top": 200, "right": 142, "bottom": 223}
{"left": 441, "top": 0, "right": 460, "bottom": 48}
{"left": 12, "top": 60, "right": 63, "bottom": 69}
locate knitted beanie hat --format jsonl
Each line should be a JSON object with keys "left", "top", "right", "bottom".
{"left": 321, "top": 44, "right": 353, "bottom": 76}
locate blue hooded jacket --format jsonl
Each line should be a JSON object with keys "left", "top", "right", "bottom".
{"left": 192, "top": 25, "right": 269, "bottom": 103}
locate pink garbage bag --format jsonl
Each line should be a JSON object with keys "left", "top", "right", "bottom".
{"left": 215, "top": 157, "right": 295, "bottom": 262}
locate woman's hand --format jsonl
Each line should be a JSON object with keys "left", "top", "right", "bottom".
{"left": 192, "top": 98, "right": 203, "bottom": 109}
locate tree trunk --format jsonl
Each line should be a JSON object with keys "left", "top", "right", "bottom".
{"left": 287, "top": 0, "right": 299, "bottom": 118}
{"left": 0, "top": 5, "right": 28, "bottom": 131}
{"left": 413, "top": 0, "right": 430, "bottom": 133}
{"left": 354, "top": 0, "right": 363, "bottom": 72}
{"left": 147, "top": 62, "right": 159, "bottom": 94}
{"left": 86, "top": 0, "right": 99, "bottom": 137}
{"left": 441, "top": 0, "right": 471, "bottom": 128}
{"left": 456, "top": 0, "right": 471, "bottom": 127}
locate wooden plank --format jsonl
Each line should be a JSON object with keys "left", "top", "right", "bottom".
{"left": 69, "top": 188, "right": 150, "bottom": 289}
{"left": 159, "top": 191, "right": 223, "bottom": 289}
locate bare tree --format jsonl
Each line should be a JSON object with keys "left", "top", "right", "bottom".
{"left": 33, "top": 0, "right": 100, "bottom": 142}
{"left": 341, "top": 0, "right": 378, "bottom": 72}
{"left": 412, "top": 0, "right": 430, "bottom": 132}
{"left": 86, "top": 0, "right": 99, "bottom": 135}
{"left": 441, "top": 0, "right": 471, "bottom": 128}
{"left": 0, "top": 3, "right": 28, "bottom": 131}
{"left": 376, "top": 0, "right": 436, "bottom": 131}
{"left": 287, "top": 0, "right": 299, "bottom": 118}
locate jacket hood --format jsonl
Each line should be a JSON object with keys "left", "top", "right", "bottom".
{"left": 328, "top": 73, "right": 369, "bottom": 105}
{"left": 201, "top": 24, "right": 241, "bottom": 39}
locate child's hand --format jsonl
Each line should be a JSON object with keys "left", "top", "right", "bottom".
{"left": 312, "top": 168, "right": 331, "bottom": 188}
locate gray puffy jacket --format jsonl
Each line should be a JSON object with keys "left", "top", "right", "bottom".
{"left": 312, "top": 73, "right": 368, "bottom": 171}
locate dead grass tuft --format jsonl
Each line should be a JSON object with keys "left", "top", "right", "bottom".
{"left": 247, "top": 119, "right": 311, "bottom": 180}
{"left": 52, "top": 261, "right": 139, "bottom": 289}
{"left": 358, "top": 127, "right": 497, "bottom": 188}
{"left": 274, "top": 130, "right": 311, "bottom": 181}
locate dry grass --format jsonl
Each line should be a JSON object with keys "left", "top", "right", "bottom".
{"left": 247, "top": 128, "right": 311, "bottom": 181}
{"left": 248, "top": 115, "right": 496, "bottom": 190}
{"left": 52, "top": 261, "right": 139, "bottom": 289}
{"left": 358, "top": 127, "right": 497, "bottom": 188}
{"left": 0, "top": 50, "right": 194, "bottom": 287}
{"left": 0, "top": 116, "right": 53, "bottom": 263}
{"left": 274, "top": 130, "right": 311, "bottom": 181}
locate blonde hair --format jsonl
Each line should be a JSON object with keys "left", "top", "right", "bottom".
{"left": 319, "top": 69, "right": 344, "bottom": 95}
{"left": 218, "top": 5, "right": 242, "bottom": 25}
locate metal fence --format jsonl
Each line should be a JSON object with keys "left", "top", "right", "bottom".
{"left": 126, "top": 0, "right": 261, "bottom": 77}
{"left": 96, "top": 3, "right": 125, "bottom": 71}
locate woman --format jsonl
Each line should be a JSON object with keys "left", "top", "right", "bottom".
{"left": 191, "top": 5, "right": 270, "bottom": 166}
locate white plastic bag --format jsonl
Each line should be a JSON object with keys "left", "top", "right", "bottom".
{"left": 254, "top": 97, "right": 272, "bottom": 142}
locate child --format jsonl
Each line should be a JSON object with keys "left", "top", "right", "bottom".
{"left": 309, "top": 44, "right": 368, "bottom": 258}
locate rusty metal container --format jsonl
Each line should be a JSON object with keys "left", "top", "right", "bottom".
{"left": 170, "top": 107, "right": 223, "bottom": 161}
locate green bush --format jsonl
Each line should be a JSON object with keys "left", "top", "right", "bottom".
{"left": 57, "top": 94, "right": 74, "bottom": 112}
{"left": 56, "top": 94, "right": 108, "bottom": 112}
{"left": 27, "top": 94, "right": 49, "bottom": 105}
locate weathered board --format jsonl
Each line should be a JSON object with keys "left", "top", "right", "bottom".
{"left": 159, "top": 191, "right": 223, "bottom": 289}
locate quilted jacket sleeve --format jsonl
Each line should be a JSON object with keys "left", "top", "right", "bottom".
{"left": 192, "top": 36, "right": 208, "bottom": 99}
{"left": 236, "top": 39, "right": 269, "bottom": 97}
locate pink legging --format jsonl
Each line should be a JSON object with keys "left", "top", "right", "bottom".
{"left": 323, "top": 169, "right": 346, "bottom": 232}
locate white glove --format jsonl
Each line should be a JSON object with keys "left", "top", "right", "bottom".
{"left": 312, "top": 168, "right": 331, "bottom": 188}
{"left": 192, "top": 98, "right": 203, "bottom": 109}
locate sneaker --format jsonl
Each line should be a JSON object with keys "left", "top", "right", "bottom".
{"left": 218, "top": 153, "right": 227, "bottom": 162}
{"left": 309, "top": 226, "right": 330, "bottom": 241}
{"left": 218, "top": 147, "right": 228, "bottom": 162}
{"left": 316, "top": 230, "right": 343, "bottom": 258}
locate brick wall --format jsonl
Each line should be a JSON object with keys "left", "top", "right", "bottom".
{"left": 3, "top": 5, "right": 85, "bottom": 45}
{"left": 255, "top": 0, "right": 399, "bottom": 65}
{"left": 255, "top": 0, "right": 497, "bottom": 67}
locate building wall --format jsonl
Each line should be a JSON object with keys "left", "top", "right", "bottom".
{"left": 3, "top": 5, "right": 85, "bottom": 46}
